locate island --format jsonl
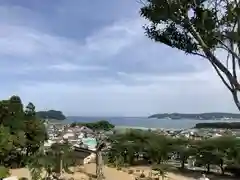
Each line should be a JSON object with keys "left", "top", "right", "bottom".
{"left": 36, "top": 110, "right": 66, "bottom": 120}
{"left": 70, "top": 120, "right": 115, "bottom": 131}
{"left": 149, "top": 112, "right": 240, "bottom": 120}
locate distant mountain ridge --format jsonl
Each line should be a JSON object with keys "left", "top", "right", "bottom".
{"left": 148, "top": 113, "right": 240, "bottom": 120}
{"left": 36, "top": 110, "right": 66, "bottom": 120}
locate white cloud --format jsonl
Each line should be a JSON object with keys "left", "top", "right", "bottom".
{"left": 85, "top": 19, "right": 143, "bottom": 58}
{"left": 48, "top": 63, "right": 107, "bottom": 72}
{"left": 17, "top": 71, "right": 237, "bottom": 116}
{"left": 0, "top": 18, "right": 145, "bottom": 70}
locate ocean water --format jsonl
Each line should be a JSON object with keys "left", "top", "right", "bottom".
{"left": 65, "top": 116, "right": 240, "bottom": 130}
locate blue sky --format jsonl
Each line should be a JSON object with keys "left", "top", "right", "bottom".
{"left": 0, "top": 0, "right": 237, "bottom": 116}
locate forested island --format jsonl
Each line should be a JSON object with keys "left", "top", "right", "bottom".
{"left": 195, "top": 122, "right": 240, "bottom": 129}
{"left": 36, "top": 110, "right": 66, "bottom": 120}
{"left": 70, "top": 120, "right": 115, "bottom": 131}
{"left": 149, "top": 113, "right": 240, "bottom": 120}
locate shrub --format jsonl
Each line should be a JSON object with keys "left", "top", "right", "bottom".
{"left": 140, "top": 173, "right": 145, "bottom": 178}
{"left": 117, "top": 167, "right": 122, "bottom": 171}
{"left": 0, "top": 166, "right": 10, "bottom": 179}
{"left": 128, "top": 169, "right": 134, "bottom": 174}
{"left": 19, "top": 178, "right": 29, "bottom": 180}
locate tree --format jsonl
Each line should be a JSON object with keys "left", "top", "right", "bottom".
{"left": 146, "top": 135, "right": 172, "bottom": 164}
{"left": 107, "top": 130, "right": 173, "bottom": 167}
{"left": 194, "top": 137, "right": 231, "bottom": 173}
{"left": 24, "top": 102, "right": 47, "bottom": 156}
{"left": 0, "top": 96, "right": 47, "bottom": 168}
{"left": 0, "top": 96, "right": 26, "bottom": 167}
{"left": 36, "top": 110, "right": 66, "bottom": 120}
{"left": 140, "top": 0, "right": 240, "bottom": 110}
{"left": 72, "top": 120, "right": 115, "bottom": 131}
{"left": 172, "top": 138, "right": 197, "bottom": 169}
{"left": 210, "top": 136, "right": 238, "bottom": 174}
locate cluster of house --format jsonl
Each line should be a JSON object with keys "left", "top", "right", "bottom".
{"left": 44, "top": 121, "right": 240, "bottom": 151}
{"left": 44, "top": 122, "right": 97, "bottom": 151}
{"left": 154, "top": 128, "right": 236, "bottom": 140}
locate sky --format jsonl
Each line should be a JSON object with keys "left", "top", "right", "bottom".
{"left": 0, "top": 0, "right": 237, "bottom": 116}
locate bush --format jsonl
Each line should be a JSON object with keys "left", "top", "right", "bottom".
{"left": 140, "top": 173, "right": 145, "bottom": 178}
{"left": 0, "top": 166, "right": 10, "bottom": 179}
{"left": 117, "top": 167, "right": 122, "bottom": 171}
{"left": 128, "top": 169, "right": 134, "bottom": 174}
{"left": 19, "top": 178, "right": 29, "bottom": 180}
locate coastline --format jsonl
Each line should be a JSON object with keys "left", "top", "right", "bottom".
{"left": 63, "top": 117, "right": 240, "bottom": 130}
{"left": 114, "top": 125, "right": 157, "bottom": 130}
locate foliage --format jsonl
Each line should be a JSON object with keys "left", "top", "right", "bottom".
{"left": 107, "top": 129, "right": 240, "bottom": 177}
{"left": 107, "top": 130, "right": 172, "bottom": 166}
{"left": 37, "top": 110, "right": 66, "bottom": 120}
{"left": 195, "top": 122, "right": 240, "bottom": 129}
{"left": 172, "top": 138, "right": 197, "bottom": 169}
{"left": 25, "top": 103, "right": 48, "bottom": 156}
{"left": 140, "top": 0, "right": 240, "bottom": 110}
{"left": 71, "top": 120, "right": 115, "bottom": 131}
{"left": 0, "top": 96, "right": 47, "bottom": 168}
{"left": 0, "top": 166, "right": 10, "bottom": 179}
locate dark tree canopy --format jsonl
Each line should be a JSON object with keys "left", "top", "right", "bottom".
{"left": 195, "top": 122, "right": 240, "bottom": 129}
{"left": 36, "top": 110, "right": 66, "bottom": 120}
{"left": 71, "top": 120, "right": 115, "bottom": 131}
{"left": 140, "top": 0, "right": 240, "bottom": 110}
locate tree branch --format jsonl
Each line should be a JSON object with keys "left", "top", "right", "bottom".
{"left": 185, "top": 18, "right": 240, "bottom": 90}
{"left": 231, "top": 90, "right": 240, "bottom": 111}
{"left": 190, "top": 52, "right": 208, "bottom": 59}
{"left": 216, "top": 38, "right": 240, "bottom": 63}
{"left": 210, "top": 61, "right": 233, "bottom": 92}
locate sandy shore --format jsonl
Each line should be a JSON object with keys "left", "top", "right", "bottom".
{"left": 10, "top": 164, "right": 196, "bottom": 180}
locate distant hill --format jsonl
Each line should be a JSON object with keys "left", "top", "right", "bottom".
{"left": 148, "top": 113, "right": 240, "bottom": 120}
{"left": 36, "top": 110, "right": 66, "bottom": 120}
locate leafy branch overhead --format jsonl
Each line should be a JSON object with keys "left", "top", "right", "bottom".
{"left": 140, "top": 0, "right": 240, "bottom": 109}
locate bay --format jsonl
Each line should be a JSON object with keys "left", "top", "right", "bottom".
{"left": 65, "top": 116, "right": 240, "bottom": 130}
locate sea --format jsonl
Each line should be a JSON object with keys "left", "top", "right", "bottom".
{"left": 64, "top": 116, "right": 240, "bottom": 130}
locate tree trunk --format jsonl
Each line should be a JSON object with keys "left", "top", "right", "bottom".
{"left": 96, "top": 151, "right": 104, "bottom": 180}
{"left": 157, "top": 157, "right": 162, "bottom": 164}
{"left": 220, "top": 165, "right": 224, "bottom": 175}
{"left": 232, "top": 90, "right": 240, "bottom": 111}
{"left": 181, "top": 159, "right": 185, "bottom": 169}
{"left": 207, "top": 164, "right": 210, "bottom": 172}
{"left": 220, "top": 160, "right": 224, "bottom": 175}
